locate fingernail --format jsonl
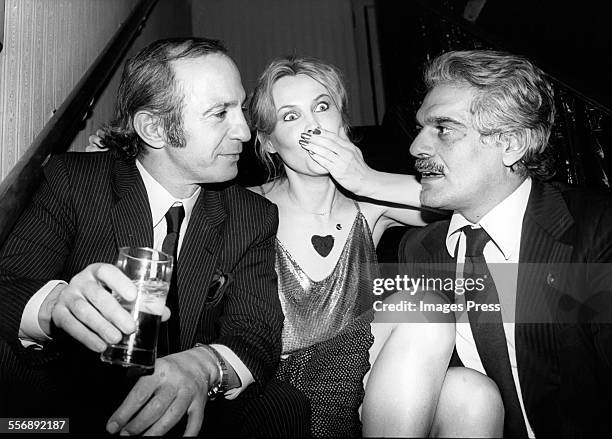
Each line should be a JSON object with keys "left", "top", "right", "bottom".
{"left": 298, "top": 139, "right": 308, "bottom": 147}
{"left": 312, "top": 128, "right": 321, "bottom": 135}
{"left": 300, "top": 133, "right": 311, "bottom": 140}
{"left": 107, "top": 421, "right": 119, "bottom": 434}
{"left": 308, "top": 150, "right": 315, "bottom": 155}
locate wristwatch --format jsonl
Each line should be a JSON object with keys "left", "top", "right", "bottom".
{"left": 194, "top": 344, "right": 229, "bottom": 400}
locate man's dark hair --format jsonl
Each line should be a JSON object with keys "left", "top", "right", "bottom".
{"left": 101, "top": 37, "right": 228, "bottom": 159}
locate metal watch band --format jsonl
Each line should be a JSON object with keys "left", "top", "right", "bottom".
{"left": 194, "top": 343, "right": 229, "bottom": 400}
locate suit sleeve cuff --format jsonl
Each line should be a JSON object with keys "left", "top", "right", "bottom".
{"left": 18, "top": 280, "right": 66, "bottom": 347}
{"left": 209, "top": 344, "right": 254, "bottom": 400}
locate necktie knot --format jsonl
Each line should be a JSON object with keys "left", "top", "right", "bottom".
{"left": 165, "top": 205, "right": 185, "bottom": 235}
{"left": 463, "top": 226, "right": 490, "bottom": 257}
{"left": 162, "top": 204, "right": 185, "bottom": 259}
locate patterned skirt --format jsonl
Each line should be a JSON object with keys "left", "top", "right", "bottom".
{"left": 275, "top": 311, "right": 375, "bottom": 438}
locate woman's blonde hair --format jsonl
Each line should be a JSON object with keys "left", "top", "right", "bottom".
{"left": 248, "top": 56, "right": 350, "bottom": 181}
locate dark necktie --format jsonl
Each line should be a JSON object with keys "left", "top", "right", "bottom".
{"left": 158, "top": 204, "right": 185, "bottom": 356}
{"left": 462, "top": 226, "right": 528, "bottom": 439}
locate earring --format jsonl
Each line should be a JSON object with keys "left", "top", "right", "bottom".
{"left": 266, "top": 141, "right": 276, "bottom": 154}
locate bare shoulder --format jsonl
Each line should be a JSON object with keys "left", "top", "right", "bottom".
{"left": 245, "top": 185, "right": 261, "bottom": 195}
{"left": 247, "top": 180, "right": 286, "bottom": 205}
{"left": 247, "top": 180, "right": 276, "bottom": 193}
{"left": 357, "top": 200, "right": 395, "bottom": 238}
{"left": 357, "top": 201, "right": 387, "bottom": 224}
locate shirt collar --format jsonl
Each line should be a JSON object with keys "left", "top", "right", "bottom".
{"left": 445, "top": 178, "right": 532, "bottom": 260}
{"left": 136, "top": 160, "right": 201, "bottom": 228}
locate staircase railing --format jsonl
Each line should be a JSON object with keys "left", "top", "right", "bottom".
{"left": 0, "top": 0, "right": 158, "bottom": 246}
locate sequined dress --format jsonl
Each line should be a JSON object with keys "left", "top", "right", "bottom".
{"left": 274, "top": 205, "right": 379, "bottom": 437}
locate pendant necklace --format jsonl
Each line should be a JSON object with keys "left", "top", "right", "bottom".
{"left": 287, "top": 190, "right": 342, "bottom": 257}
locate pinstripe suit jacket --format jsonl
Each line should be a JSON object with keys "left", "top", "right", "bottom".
{"left": 0, "top": 151, "right": 283, "bottom": 417}
{"left": 399, "top": 181, "right": 612, "bottom": 438}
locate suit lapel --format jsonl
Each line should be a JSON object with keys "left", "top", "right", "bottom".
{"left": 110, "top": 157, "right": 153, "bottom": 251}
{"left": 421, "top": 222, "right": 455, "bottom": 264}
{"left": 177, "top": 188, "right": 226, "bottom": 350}
{"left": 516, "top": 182, "right": 574, "bottom": 424}
{"left": 517, "top": 182, "right": 574, "bottom": 322}
{"left": 407, "top": 221, "right": 457, "bottom": 302}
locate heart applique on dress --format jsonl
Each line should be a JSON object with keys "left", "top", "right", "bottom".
{"left": 311, "top": 235, "right": 334, "bottom": 257}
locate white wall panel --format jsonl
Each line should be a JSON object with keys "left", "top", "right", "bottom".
{"left": 0, "top": 0, "right": 139, "bottom": 181}
{"left": 0, "top": 0, "right": 192, "bottom": 183}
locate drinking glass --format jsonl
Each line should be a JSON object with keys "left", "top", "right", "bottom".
{"left": 100, "top": 247, "right": 173, "bottom": 369}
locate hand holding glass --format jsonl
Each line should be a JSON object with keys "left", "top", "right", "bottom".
{"left": 100, "top": 247, "right": 173, "bottom": 369}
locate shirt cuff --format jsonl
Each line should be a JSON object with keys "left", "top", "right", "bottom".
{"left": 18, "top": 280, "right": 66, "bottom": 347}
{"left": 209, "top": 344, "right": 254, "bottom": 400}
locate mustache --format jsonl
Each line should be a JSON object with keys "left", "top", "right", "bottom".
{"left": 414, "top": 158, "right": 445, "bottom": 174}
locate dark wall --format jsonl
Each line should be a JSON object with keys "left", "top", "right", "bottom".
{"left": 475, "top": 0, "right": 611, "bottom": 110}
{"left": 377, "top": 0, "right": 612, "bottom": 111}
{"left": 375, "top": 1, "right": 612, "bottom": 192}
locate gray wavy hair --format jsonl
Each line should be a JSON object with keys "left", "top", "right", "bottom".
{"left": 425, "top": 50, "right": 556, "bottom": 179}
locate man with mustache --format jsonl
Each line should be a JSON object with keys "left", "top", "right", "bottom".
{"left": 401, "top": 50, "right": 612, "bottom": 437}
{"left": 0, "top": 38, "right": 309, "bottom": 437}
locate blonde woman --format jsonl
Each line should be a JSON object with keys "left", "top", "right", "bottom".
{"left": 247, "top": 56, "right": 503, "bottom": 437}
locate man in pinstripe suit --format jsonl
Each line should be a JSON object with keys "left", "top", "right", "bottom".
{"left": 400, "top": 50, "right": 612, "bottom": 437}
{"left": 0, "top": 38, "right": 309, "bottom": 436}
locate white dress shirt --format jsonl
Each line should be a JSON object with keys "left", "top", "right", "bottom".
{"left": 445, "top": 178, "right": 535, "bottom": 438}
{"left": 19, "top": 160, "right": 253, "bottom": 398}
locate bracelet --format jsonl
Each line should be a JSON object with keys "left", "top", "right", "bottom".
{"left": 194, "top": 343, "right": 228, "bottom": 400}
